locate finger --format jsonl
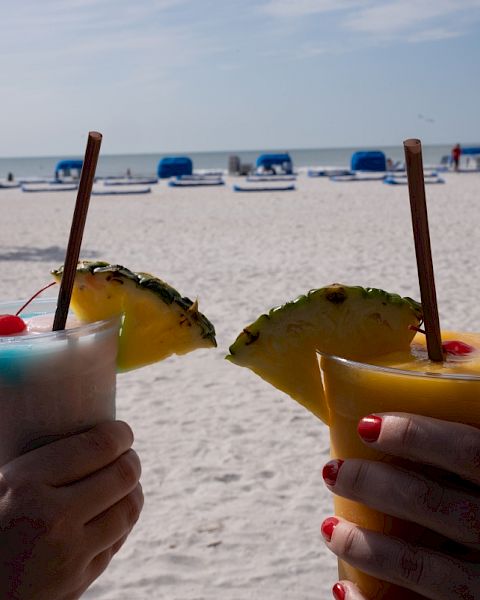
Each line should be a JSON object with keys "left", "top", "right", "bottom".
{"left": 358, "top": 413, "right": 480, "bottom": 486}
{"left": 69, "top": 449, "right": 141, "bottom": 523}
{"left": 111, "top": 532, "right": 130, "bottom": 556}
{"left": 85, "top": 483, "right": 143, "bottom": 555}
{"left": 75, "top": 534, "right": 131, "bottom": 600}
{"left": 332, "top": 580, "right": 368, "bottom": 600}
{"left": 4, "top": 421, "right": 134, "bottom": 486}
{"left": 321, "top": 517, "right": 480, "bottom": 600}
{"left": 324, "top": 458, "right": 480, "bottom": 548}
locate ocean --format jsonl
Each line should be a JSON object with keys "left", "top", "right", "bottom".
{"left": 0, "top": 144, "right": 455, "bottom": 179}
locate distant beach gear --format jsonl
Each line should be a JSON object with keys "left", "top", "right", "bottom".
{"left": 331, "top": 173, "right": 387, "bottom": 182}
{"left": 177, "top": 174, "right": 224, "bottom": 181}
{"left": 103, "top": 178, "right": 158, "bottom": 186}
{"left": 228, "top": 155, "right": 241, "bottom": 175}
{"left": 308, "top": 168, "right": 352, "bottom": 177}
{"left": 157, "top": 157, "right": 193, "bottom": 179}
{"left": 229, "top": 155, "right": 253, "bottom": 176}
{"left": 438, "top": 148, "right": 480, "bottom": 172}
{"left": 18, "top": 177, "right": 53, "bottom": 184}
{"left": 168, "top": 177, "right": 224, "bottom": 187}
{"left": 194, "top": 170, "right": 224, "bottom": 177}
{"left": 384, "top": 175, "right": 445, "bottom": 185}
{"left": 461, "top": 146, "right": 480, "bottom": 155}
{"left": 246, "top": 175, "right": 296, "bottom": 182}
{"left": 92, "top": 185, "right": 151, "bottom": 195}
{"left": 351, "top": 151, "right": 386, "bottom": 172}
{"left": 0, "top": 181, "right": 21, "bottom": 189}
{"left": 458, "top": 147, "right": 480, "bottom": 171}
{"left": 255, "top": 153, "right": 293, "bottom": 175}
{"left": 22, "top": 182, "right": 78, "bottom": 192}
{"left": 233, "top": 183, "right": 295, "bottom": 192}
{"left": 54, "top": 159, "right": 83, "bottom": 179}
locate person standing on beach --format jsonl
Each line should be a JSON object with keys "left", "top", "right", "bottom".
{"left": 451, "top": 143, "right": 461, "bottom": 171}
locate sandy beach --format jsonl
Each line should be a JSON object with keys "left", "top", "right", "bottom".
{"left": 1, "top": 172, "right": 480, "bottom": 599}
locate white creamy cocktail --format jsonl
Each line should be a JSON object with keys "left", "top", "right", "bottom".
{"left": 0, "top": 297, "right": 119, "bottom": 466}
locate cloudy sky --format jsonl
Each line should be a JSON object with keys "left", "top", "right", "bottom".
{"left": 1, "top": 0, "right": 479, "bottom": 156}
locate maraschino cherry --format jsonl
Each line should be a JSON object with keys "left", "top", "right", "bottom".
{"left": 442, "top": 340, "right": 475, "bottom": 356}
{"left": 411, "top": 325, "right": 475, "bottom": 357}
{"left": 0, "top": 314, "right": 26, "bottom": 335}
{"left": 0, "top": 282, "right": 57, "bottom": 336}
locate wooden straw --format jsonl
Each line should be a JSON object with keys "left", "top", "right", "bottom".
{"left": 52, "top": 131, "right": 102, "bottom": 331}
{"left": 403, "top": 138, "right": 443, "bottom": 361}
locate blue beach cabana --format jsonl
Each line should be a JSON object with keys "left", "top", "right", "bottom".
{"left": 54, "top": 159, "right": 83, "bottom": 179}
{"left": 351, "top": 151, "right": 386, "bottom": 172}
{"left": 157, "top": 157, "right": 193, "bottom": 179}
{"left": 462, "top": 146, "right": 480, "bottom": 156}
{"left": 256, "top": 153, "right": 293, "bottom": 174}
{"left": 456, "top": 146, "right": 480, "bottom": 171}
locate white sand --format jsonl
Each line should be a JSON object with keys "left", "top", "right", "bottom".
{"left": 1, "top": 172, "right": 480, "bottom": 599}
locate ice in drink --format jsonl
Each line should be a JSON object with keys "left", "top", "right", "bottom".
{"left": 0, "top": 297, "right": 119, "bottom": 466}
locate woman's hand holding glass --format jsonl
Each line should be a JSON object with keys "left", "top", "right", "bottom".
{"left": 321, "top": 413, "right": 480, "bottom": 600}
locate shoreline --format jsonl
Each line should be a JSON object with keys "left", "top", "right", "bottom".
{"left": 0, "top": 144, "right": 467, "bottom": 179}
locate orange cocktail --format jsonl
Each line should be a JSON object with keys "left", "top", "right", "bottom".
{"left": 320, "top": 332, "right": 480, "bottom": 599}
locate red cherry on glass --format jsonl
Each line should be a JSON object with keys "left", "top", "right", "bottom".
{"left": 442, "top": 340, "right": 475, "bottom": 356}
{"left": 0, "top": 314, "right": 27, "bottom": 335}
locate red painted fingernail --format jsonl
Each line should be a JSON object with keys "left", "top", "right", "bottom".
{"left": 322, "top": 459, "right": 344, "bottom": 486}
{"left": 332, "top": 582, "right": 346, "bottom": 600}
{"left": 321, "top": 517, "right": 339, "bottom": 542}
{"left": 358, "top": 414, "right": 382, "bottom": 442}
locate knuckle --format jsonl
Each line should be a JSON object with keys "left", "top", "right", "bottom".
{"left": 457, "top": 431, "right": 480, "bottom": 477}
{"left": 407, "top": 475, "right": 444, "bottom": 515}
{"left": 90, "top": 549, "right": 114, "bottom": 580}
{"left": 7, "top": 478, "right": 53, "bottom": 525}
{"left": 86, "top": 426, "right": 124, "bottom": 458}
{"left": 115, "top": 451, "right": 141, "bottom": 487}
{"left": 125, "top": 485, "right": 144, "bottom": 524}
{"left": 349, "top": 461, "right": 371, "bottom": 498}
{"left": 112, "top": 533, "right": 128, "bottom": 556}
{"left": 340, "top": 525, "right": 361, "bottom": 557}
{"left": 398, "top": 416, "right": 420, "bottom": 450}
{"left": 395, "top": 543, "right": 427, "bottom": 587}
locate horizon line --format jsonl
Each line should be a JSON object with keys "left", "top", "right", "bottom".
{"left": 0, "top": 141, "right": 471, "bottom": 161}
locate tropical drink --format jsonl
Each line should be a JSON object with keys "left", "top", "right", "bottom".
{"left": 321, "top": 331, "right": 480, "bottom": 599}
{"left": 0, "top": 260, "right": 216, "bottom": 466}
{"left": 0, "top": 297, "right": 119, "bottom": 466}
{"left": 228, "top": 284, "right": 480, "bottom": 598}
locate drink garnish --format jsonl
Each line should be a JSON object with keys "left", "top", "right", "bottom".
{"left": 0, "top": 315, "right": 27, "bottom": 335}
{"left": 227, "top": 284, "right": 422, "bottom": 423}
{"left": 442, "top": 340, "right": 475, "bottom": 356}
{"left": 51, "top": 260, "right": 216, "bottom": 371}
{"left": 0, "top": 282, "right": 57, "bottom": 336}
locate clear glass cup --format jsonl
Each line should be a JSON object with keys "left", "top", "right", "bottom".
{"left": 319, "top": 351, "right": 480, "bottom": 600}
{"left": 0, "top": 297, "right": 119, "bottom": 466}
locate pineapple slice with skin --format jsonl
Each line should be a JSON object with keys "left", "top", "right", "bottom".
{"left": 227, "top": 284, "right": 422, "bottom": 424}
{"left": 51, "top": 261, "right": 216, "bottom": 371}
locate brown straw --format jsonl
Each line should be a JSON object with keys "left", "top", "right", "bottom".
{"left": 403, "top": 138, "right": 443, "bottom": 361}
{"left": 52, "top": 131, "right": 102, "bottom": 331}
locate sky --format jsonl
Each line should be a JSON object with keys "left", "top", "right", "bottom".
{"left": 1, "top": 0, "right": 480, "bottom": 157}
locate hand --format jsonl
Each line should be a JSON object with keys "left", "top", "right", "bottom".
{"left": 321, "top": 413, "right": 480, "bottom": 600}
{"left": 0, "top": 420, "right": 143, "bottom": 600}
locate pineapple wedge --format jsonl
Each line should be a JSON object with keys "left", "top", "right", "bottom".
{"left": 52, "top": 261, "right": 216, "bottom": 371}
{"left": 227, "top": 284, "right": 422, "bottom": 423}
